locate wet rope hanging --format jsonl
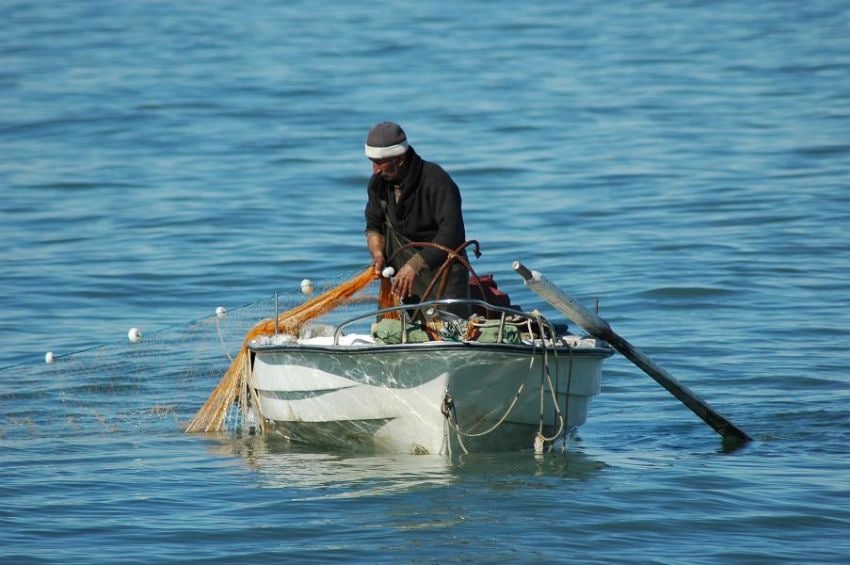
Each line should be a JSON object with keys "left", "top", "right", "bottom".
{"left": 531, "top": 313, "right": 565, "bottom": 453}
{"left": 442, "top": 335, "right": 534, "bottom": 449}
{"left": 442, "top": 312, "right": 568, "bottom": 452}
{"left": 443, "top": 377, "right": 527, "bottom": 443}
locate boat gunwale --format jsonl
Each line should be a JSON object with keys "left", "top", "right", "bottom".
{"left": 248, "top": 340, "right": 615, "bottom": 359}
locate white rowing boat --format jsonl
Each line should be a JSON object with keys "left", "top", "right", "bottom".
{"left": 246, "top": 298, "right": 613, "bottom": 454}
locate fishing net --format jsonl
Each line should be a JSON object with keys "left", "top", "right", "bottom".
{"left": 0, "top": 268, "right": 391, "bottom": 441}
{"left": 185, "top": 267, "right": 380, "bottom": 433}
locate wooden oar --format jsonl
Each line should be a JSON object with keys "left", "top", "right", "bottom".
{"left": 513, "top": 261, "right": 752, "bottom": 446}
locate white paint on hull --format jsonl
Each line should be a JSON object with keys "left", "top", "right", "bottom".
{"left": 250, "top": 341, "right": 611, "bottom": 454}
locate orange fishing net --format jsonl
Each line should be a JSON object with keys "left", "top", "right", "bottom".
{"left": 186, "top": 267, "right": 380, "bottom": 433}
{"left": 378, "top": 277, "right": 401, "bottom": 320}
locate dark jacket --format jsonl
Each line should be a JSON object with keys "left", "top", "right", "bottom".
{"left": 364, "top": 146, "right": 466, "bottom": 270}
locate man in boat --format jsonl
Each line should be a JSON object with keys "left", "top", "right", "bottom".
{"left": 364, "top": 121, "right": 470, "bottom": 306}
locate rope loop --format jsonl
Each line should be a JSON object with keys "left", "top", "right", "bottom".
{"left": 386, "top": 239, "right": 488, "bottom": 302}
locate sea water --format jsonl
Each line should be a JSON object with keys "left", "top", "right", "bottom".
{"left": 2, "top": 1, "right": 849, "bottom": 562}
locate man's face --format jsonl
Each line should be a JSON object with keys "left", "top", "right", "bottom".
{"left": 370, "top": 156, "right": 404, "bottom": 182}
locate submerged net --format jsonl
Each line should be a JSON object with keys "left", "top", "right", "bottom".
{"left": 0, "top": 268, "right": 393, "bottom": 441}
{"left": 1, "top": 304, "right": 260, "bottom": 440}
{"left": 185, "top": 267, "right": 380, "bottom": 433}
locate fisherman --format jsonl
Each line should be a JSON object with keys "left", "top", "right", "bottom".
{"left": 363, "top": 121, "right": 470, "bottom": 304}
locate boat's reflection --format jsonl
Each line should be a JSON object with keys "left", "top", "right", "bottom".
{"left": 207, "top": 433, "right": 609, "bottom": 498}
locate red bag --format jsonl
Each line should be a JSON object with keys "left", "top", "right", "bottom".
{"left": 469, "top": 274, "right": 518, "bottom": 316}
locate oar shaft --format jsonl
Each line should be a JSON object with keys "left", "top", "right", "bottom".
{"left": 597, "top": 328, "right": 751, "bottom": 442}
{"left": 513, "top": 261, "right": 751, "bottom": 444}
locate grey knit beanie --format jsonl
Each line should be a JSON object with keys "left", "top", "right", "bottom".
{"left": 365, "top": 122, "right": 409, "bottom": 159}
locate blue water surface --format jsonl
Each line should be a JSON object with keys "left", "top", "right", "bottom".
{"left": 2, "top": 1, "right": 849, "bottom": 563}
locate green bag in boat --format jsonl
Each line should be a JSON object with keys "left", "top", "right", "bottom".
{"left": 474, "top": 322, "right": 522, "bottom": 344}
{"left": 372, "top": 318, "right": 522, "bottom": 345}
{"left": 372, "top": 318, "right": 430, "bottom": 344}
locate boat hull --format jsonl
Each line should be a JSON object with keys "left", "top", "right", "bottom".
{"left": 249, "top": 341, "right": 611, "bottom": 454}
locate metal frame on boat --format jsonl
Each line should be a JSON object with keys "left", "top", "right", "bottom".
{"left": 247, "top": 298, "right": 613, "bottom": 454}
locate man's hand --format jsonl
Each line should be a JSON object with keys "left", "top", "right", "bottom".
{"left": 371, "top": 253, "right": 385, "bottom": 276}
{"left": 392, "top": 263, "right": 417, "bottom": 298}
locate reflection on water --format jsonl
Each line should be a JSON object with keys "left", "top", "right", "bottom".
{"left": 205, "top": 433, "right": 609, "bottom": 499}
